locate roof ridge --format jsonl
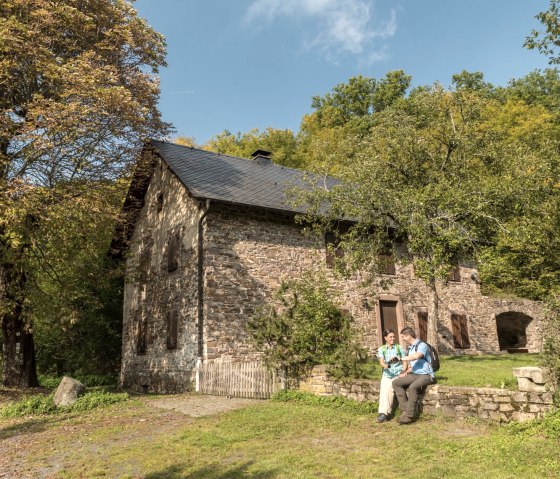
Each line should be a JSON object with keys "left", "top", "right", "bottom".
{"left": 148, "top": 138, "right": 328, "bottom": 179}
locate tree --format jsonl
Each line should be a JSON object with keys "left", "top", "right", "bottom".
{"left": 525, "top": 0, "right": 560, "bottom": 64}
{"left": 295, "top": 85, "right": 554, "bottom": 348}
{"left": 203, "top": 128, "right": 301, "bottom": 168}
{"left": 0, "top": 0, "right": 170, "bottom": 387}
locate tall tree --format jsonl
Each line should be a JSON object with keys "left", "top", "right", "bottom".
{"left": 0, "top": 0, "right": 170, "bottom": 387}
{"left": 295, "top": 85, "right": 554, "bottom": 348}
{"left": 525, "top": 0, "right": 560, "bottom": 64}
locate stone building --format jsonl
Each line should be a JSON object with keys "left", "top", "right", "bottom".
{"left": 112, "top": 140, "right": 545, "bottom": 393}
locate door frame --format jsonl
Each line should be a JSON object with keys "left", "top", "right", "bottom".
{"left": 375, "top": 294, "right": 405, "bottom": 348}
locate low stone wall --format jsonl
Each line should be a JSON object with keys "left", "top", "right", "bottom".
{"left": 300, "top": 365, "right": 555, "bottom": 422}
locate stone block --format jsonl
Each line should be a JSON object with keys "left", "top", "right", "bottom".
{"left": 529, "top": 393, "right": 544, "bottom": 404}
{"left": 516, "top": 377, "right": 547, "bottom": 393}
{"left": 512, "top": 367, "right": 551, "bottom": 384}
{"left": 512, "top": 411, "right": 537, "bottom": 423}
{"left": 495, "top": 396, "right": 512, "bottom": 403}
{"left": 499, "top": 404, "right": 514, "bottom": 412}
{"left": 54, "top": 376, "right": 86, "bottom": 407}
{"left": 482, "top": 402, "right": 499, "bottom": 411}
{"left": 513, "top": 392, "right": 529, "bottom": 402}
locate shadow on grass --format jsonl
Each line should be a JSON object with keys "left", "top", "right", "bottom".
{"left": 145, "top": 462, "right": 279, "bottom": 479}
{"left": 0, "top": 415, "right": 65, "bottom": 440}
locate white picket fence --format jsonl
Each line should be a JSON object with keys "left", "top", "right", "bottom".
{"left": 196, "top": 360, "right": 283, "bottom": 399}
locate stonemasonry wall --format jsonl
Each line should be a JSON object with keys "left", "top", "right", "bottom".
{"left": 120, "top": 155, "right": 202, "bottom": 392}
{"left": 300, "top": 365, "right": 555, "bottom": 422}
{"left": 202, "top": 204, "right": 544, "bottom": 360}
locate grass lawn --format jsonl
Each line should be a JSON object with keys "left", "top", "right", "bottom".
{"left": 358, "top": 353, "right": 541, "bottom": 389}
{"left": 0, "top": 394, "right": 558, "bottom": 479}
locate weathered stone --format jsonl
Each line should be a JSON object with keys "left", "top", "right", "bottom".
{"left": 511, "top": 411, "right": 537, "bottom": 423}
{"left": 517, "top": 377, "right": 548, "bottom": 393}
{"left": 512, "top": 367, "right": 551, "bottom": 384}
{"left": 54, "top": 377, "right": 86, "bottom": 407}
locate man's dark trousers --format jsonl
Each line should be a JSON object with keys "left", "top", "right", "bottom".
{"left": 392, "top": 374, "right": 433, "bottom": 420}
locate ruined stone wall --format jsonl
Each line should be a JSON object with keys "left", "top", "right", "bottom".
{"left": 300, "top": 365, "right": 555, "bottom": 423}
{"left": 202, "top": 204, "right": 544, "bottom": 360}
{"left": 120, "top": 155, "right": 202, "bottom": 393}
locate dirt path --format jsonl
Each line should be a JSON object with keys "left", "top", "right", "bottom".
{"left": 145, "top": 393, "right": 262, "bottom": 417}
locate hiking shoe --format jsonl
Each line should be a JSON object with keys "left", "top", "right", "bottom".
{"left": 376, "top": 413, "right": 388, "bottom": 423}
{"left": 397, "top": 416, "right": 414, "bottom": 425}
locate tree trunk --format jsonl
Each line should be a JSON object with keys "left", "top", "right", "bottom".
{"left": 0, "top": 235, "right": 39, "bottom": 388}
{"left": 427, "top": 278, "right": 440, "bottom": 350}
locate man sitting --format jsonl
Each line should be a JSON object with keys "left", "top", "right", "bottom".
{"left": 392, "top": 327, "right": 434, "bottom": 424}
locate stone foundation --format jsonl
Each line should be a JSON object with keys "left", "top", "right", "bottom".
{"left": 300, "top": 365, "right": 555, "bottom": 422}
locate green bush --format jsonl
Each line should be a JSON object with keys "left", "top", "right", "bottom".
{"left": 248, "top": 270, "right": 367, "bottom": 382}
{"left": 542, "top": 296, "right": 560, "bottom": 400}
{"left": 0, "top": 390, "right": 129, "bottom": 418}
{"left": 506, "top": 409, "right": 560, "bottom": 439}
{"left": 38, "top": 374, "right": 118, "bottom": 389}
{"left": 271, "top": 390, "right": 378, "bottom": 415}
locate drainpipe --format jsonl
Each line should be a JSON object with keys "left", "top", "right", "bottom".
{"left": 196, "top": 199, "right": 210, "bottom": 391}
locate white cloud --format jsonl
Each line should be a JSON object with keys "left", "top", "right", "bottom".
{"left": 244, "top": 0, "right": 397, "bottom": 63}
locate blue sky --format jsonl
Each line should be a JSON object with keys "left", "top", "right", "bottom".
{"left": 133, "top": 0, "right": 552, "bottom": 144}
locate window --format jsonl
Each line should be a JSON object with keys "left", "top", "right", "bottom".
{"left": 325, "top": 231, "right": 344, "bottom": 268}
{"left": 135, "top": 309, "right": 147, "bottom": 355}
{"left": 156, "top": 192, "right": 164, "bottom": 213}
{"left": 378, "top": 254, "right": 396, "bottom": 275}
{"left": 167, "top": 232, "right": 180, "bottom": 272}
{"left": 451, "top": 313, "right": 470, "bottom": 349}
{"left": 167, "top": 309, "right": 178, "bottom": 350}
{"left": 448, "top": 264, "right": 461, "bottom": 282}
{"left": 417, "top": 311, "right": 428, "bottom": 342}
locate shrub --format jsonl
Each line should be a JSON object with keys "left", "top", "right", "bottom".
{"left": 248, "top": 270, "right": 367, "bottom": 382}
{"left": 38, "top": 374, "right": 118, "bottom": 389}
{"left": 0, "top": 390, "right": 128, "bottom": 418}
{"left": 542, "top": 296, "right": 560, "bottom": 401}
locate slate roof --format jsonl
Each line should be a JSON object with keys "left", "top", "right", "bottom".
{"left": 150, "top": 139, "right": 340, "bottom": 214}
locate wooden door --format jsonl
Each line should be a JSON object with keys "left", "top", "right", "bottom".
{"left": 379, "top": 300, "right": 398, "bottom": 334}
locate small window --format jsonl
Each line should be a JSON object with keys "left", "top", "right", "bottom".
{"left": 156, "top": 192, "right": 164, "bottom": 213}
{"left": 325, "top": 231, "right": 344, "bottom": 268}
{"left": 135, "top": 309, "right": 147, "bottom": 355}
{"left": 448, "top": 264, "right": 461, "bottom": 282}
{"left": 379, "top": 254, "right": 396, "bottom": 275}
{"left": 451, "top": 313, "right": 470, "bottom": 349}
{"left": 167, "top": 232, "right": 180, "bottom": 272}
{"left": 167, "top": 309, "right": 178, "bottom": 350}
{"left": 417, "top": 311, "right": 428, "bottom": 342}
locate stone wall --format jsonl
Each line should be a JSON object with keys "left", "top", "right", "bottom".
{"left": 120, "top": 155, "right": 203, "bottom": 392}
{"left": 202, "top": 204, "right": 545, "bottom": 360}
{"left": 300, "top": 365, "right": 555, "bottom": 422}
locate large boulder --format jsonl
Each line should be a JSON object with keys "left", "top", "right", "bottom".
{"left": 54, "top": 376, "right": 86, "bottom": 407}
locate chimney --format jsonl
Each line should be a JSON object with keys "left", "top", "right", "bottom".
{"left": 250, "top": 149, "right": 272, "bottom": 165}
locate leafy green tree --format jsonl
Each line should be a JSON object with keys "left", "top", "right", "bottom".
{"left": 295, "top": 85, "right": 559, "bottom": 348}
{"left": 248, "top": 270, "right": 366, "bottom": 382}
{"left": 525, "top": 0, "right": 560, "bottom": 64}
{"left": 203, "top": 128, "right": 301, "bottom": 168}
{"left": 0, "top": 0, "right": 169, "bottom": 387}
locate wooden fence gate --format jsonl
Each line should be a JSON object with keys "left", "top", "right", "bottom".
{"left": 196, "top": 360, "right": 283, "bottom": 399}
